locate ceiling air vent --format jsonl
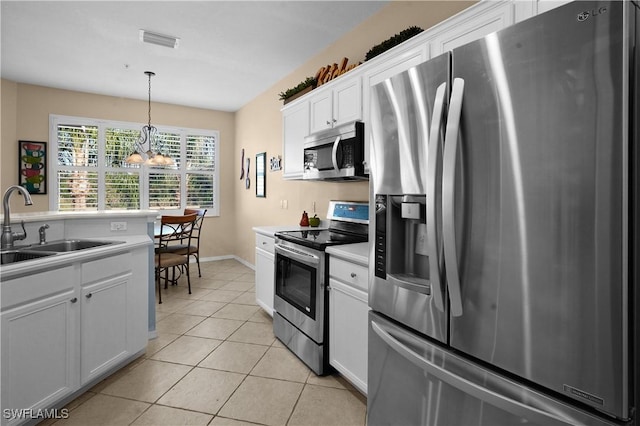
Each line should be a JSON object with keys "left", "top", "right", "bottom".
{"left": 139, "top": 30, "right": 180, "bottom": 49}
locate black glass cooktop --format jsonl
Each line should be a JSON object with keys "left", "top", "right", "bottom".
{"left": 275, "top": 229, "right": 367, "bottom": 251}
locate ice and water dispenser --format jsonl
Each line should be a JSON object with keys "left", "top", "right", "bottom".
{"left": 374, "top": 194, "right": 431, "bottom": 294}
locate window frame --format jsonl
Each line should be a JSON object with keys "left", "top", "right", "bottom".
{"left": 49, "top": 114, "right": 220, "bottom": 216}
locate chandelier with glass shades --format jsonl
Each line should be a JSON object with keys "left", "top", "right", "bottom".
{"left": 125, "top": 71, "right": 174, "bottom": 166}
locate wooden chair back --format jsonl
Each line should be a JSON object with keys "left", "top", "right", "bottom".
{"left": 157, "top": 213, "right": 198, "bottom": 249}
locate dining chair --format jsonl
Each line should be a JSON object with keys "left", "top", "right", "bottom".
{"left": 155, "top": 213, "right": 197, "bottom": 304}
{"left": 162, "top": 208, "right": 207, "bottom": 277}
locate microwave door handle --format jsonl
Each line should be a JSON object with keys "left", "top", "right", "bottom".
{"left": 442, "top": 78, "right": 465, "bottom": 317}
{"left": 331, "top": 135, "right": 341, "bottom": 172}
{"left": 426, "top": 82, "right": 447, "bottom": 312}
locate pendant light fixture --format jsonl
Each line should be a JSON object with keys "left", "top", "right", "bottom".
{"left": 125, "top": 71, "right": 174, "bottom": 166}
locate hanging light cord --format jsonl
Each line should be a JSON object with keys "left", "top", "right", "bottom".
{"left": 145, "top": 71, "right": 155, "bottom": 129}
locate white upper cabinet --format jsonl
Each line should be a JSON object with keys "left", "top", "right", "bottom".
{"left": 428, "top": 1, "right": 517, "bottom": 56}
{"left": 280, "top": 0, "right": 565, "bottom": 180}
{"left": 535, "top": 0, "right": 572, "bottom": 15}
{"left": 282, "top": 100, "right": 309, "bottom": 180}
{"left": 309, "top": 76, "right": 362, "bottom": 134}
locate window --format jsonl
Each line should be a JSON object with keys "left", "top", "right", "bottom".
{"left": 50, "top": 115, "right": 220, "bottom": 216}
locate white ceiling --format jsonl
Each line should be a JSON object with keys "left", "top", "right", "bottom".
{"left": 1, "top": 1, "right": 388, "bottom": 112}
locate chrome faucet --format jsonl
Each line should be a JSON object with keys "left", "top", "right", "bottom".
{"left": 39, "top": 224, "right": 50, "bottom": 245}
{"left": 2, "top": 185, "right": 33, "bottom": 250}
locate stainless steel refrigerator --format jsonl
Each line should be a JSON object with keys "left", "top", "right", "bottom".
{"left": 368, "top": 1, "right": 639, "bottom": 425}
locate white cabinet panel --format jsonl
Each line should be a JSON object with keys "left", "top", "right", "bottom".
{"left": 1, "top": 287, "right": 77, "bottom": 425}
{"left": 309, "top": 89, "right": 333, "bottom": 134}
{"left": 282, "top": 101, "right": 309, "bottom": 180}
{"left": 332, "top": 77, "right": 362, "bottom": 126}
{"left": 329, "top": 278, "right": 368, "bottom": 395}
{"left": 328, "top": 248, "right": 369, "bottom": 395}
{"left": 255, "top": 233, "right": 275, "bottom": 316}
{"left": 0, "top": 247, "right": 148, "bottom": 425}
{"left": 430, "top": 2, "right": 516, "bottom": 55}
{"left": 330, "top": 256, "right": 368, "bottom": 293}
{"left": 309, "top": 77, "right": 362, "bottom": 134}
{"left": 256, "top": 232, "right": 275, "bottom": 254}
{"left": 536, "top": 0, "right": 572, "bottom": 15}
{"left": 81, "top": 273, "right": 130, "bottom": 384}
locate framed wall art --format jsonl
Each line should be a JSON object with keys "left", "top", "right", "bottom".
{"left": 19, "top": 140, "right": 47, "bottom": 194}
{"left": 256, "top": 152, "right": 266, "bottom": 198}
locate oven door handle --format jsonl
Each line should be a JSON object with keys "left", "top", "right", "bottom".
{"left": 275, "top": 244, "right": 321, "bottom": 267}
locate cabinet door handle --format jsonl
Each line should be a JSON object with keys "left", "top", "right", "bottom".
{"left": 350, "top": 272, "right": 357, "bottom": 278}
{"left": 262, "top": 241, "right": 267, "bottom": 245}
{"left": 326, "top": 120, "right": 332, "bottom": 125}
{"left": 86, "top": 293, "right": 93, "bottom": 299}
{"left": 70, "top": 297, "right": 78, "bottom": 303}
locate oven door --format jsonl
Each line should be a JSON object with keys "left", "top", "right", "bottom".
{"left": 274, "top": 241, "right": 325, "bottom": 343}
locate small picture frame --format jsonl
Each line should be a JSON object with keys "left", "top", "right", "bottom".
{"left": 19, "top": 140, "right": 47, "bottom": 194}
{"left": 256, "top": 152, "right": 266, "bottom": 198}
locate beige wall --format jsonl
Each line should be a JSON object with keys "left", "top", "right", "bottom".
{"left": 234, "top": 1, "right": 474, "bottom": 263}
{"left": 1, "top": 1, "right": 474, "bottom": 264}
{"left": 0, "top": 82, "right": 236, "bottom": 259}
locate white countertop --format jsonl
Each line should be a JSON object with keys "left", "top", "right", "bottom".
{"left": 326, "top": 242, "right": 369, "bottom": 266}
{"left": 1, "top": 210, "right": 159, "bottom": 223}
{"left": 0, "top": 234, "right": 153, "bottom": 280}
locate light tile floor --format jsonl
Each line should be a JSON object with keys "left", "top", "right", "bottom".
{"left": 49, "top": 259, "right": 367, "bottom": 426}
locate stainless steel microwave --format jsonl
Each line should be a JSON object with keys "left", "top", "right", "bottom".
{"left": 303, "top": 121, "right": 367, "bottom": 181}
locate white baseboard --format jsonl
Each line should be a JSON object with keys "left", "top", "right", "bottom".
{"left": 197, "top": 256, "right": 255, "bottom": 271}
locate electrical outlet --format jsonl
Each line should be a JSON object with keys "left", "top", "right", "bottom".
{"left": 110, "top": 221, "right": 127, "bottom": 231}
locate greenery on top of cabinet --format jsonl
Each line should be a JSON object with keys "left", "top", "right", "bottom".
{"left": 278, "top": 76, "right": 317, "bottom": 103}
{"left": 365, "top": 26, "right": 424, "bottom": 61}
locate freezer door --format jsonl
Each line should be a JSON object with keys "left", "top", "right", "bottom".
{"left": 369, "top": 53, "right": 451, "bottom": 343}
{"left": 445, "top": 1, "right": 630, "bottom": 419}
{"left": 369, "top": 53, "right": 450, "bottom": 196}
{"left": 368, "top": 312, "right": 617, "bottom": 426}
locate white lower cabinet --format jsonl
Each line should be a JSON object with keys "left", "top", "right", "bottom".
{"left": 0, "top": 247, "right": 148, "bottom": 426}
{"left": 328, "top": 255, "right": 368, "bottom": 395}
{"left": 255, "top": 233, "right": 275, "bottom": 316}
{"left": 1, "top": 268, "right": 78, "bottom": 426}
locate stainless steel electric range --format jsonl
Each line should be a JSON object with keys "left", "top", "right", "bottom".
{"left": 273, "top": 200, "right": 369, "bottom": 375}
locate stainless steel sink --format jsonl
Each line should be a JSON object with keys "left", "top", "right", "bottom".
{"left": 0, "top": 239, "right": 123, "bottom": 265}
{"left": 34, "top": 239, "right": 120, "bottom": 252}
{"left": 1, "top": 250, "right": 55, "bottom": 265}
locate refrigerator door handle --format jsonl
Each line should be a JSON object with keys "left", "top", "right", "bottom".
{"left": 371, "top": 319, "right": 574, "bottom": 426}
{"left": 426, "top": 82, "right": 447, "bottom": 312}
{"left": 442, "top": 77, "right": 465, "bottom": 317}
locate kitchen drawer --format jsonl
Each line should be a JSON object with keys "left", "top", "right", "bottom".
{"left": 330, "top": 257, "right": 368, "bottom": 292}
{"left": 255, "top": 233, "right": 275, "bottom": 255}
{"left": 82, "top": 253, "right": 131, "bottom": 284}
{"left": 1, "top": 266, "right": 75, "bottom": 310}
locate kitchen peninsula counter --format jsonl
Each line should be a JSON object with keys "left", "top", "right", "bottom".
{"left": 1, "top": 212, "right": 154, "bottom": 423}
{"left": 0, "top": 209, "right": 158, "bottom": 335}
